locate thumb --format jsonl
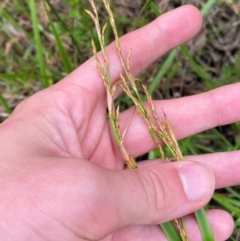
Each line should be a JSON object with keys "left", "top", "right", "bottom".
{"left": 76, "top": 160, "right": 215, "bottom": 240}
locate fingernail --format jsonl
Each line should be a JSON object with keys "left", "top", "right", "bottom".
{"left": 178, "top": 163, "right": 214, "bottom": 201}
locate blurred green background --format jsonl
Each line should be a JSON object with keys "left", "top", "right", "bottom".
{"left": 0, "top": 0, "right": 240, "bottom": 240}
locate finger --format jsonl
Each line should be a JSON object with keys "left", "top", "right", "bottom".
{"left": 120, "top": 83, "right": 240, "bottom": 157}
{"left": 57, "top": 159, "right": 214, "bottom": 240}
{"left": 139, "top": 150, "right": 240, "bottom": 189}
{"left": 185, "top": 210, "right": 234, "bottom": 241}
{"left": 57, "top": 5, "right": 202, "bottom": 99}
{"left": 184, "top": 150, "right": 240, "bottom": 189}
{"left": 104, "top": 210, "right": 233, "bottom": 241}
{"left": 104, "top": 225, "right": 166, "bottom": 241}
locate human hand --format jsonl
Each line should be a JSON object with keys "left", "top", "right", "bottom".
{"left": 0, "top": 5, "right": 239, "bottom": 241}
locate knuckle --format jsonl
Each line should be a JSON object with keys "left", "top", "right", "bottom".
{"left": 153, "top": 21, "right": 174, "bottom": 50}
{"left": 137, "top": 169, "right": 169, "bottom": 222}
{"left": 208, "top": 91, "right": 223, "bottom": 126}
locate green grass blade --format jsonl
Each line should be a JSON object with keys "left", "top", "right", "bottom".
{"left": 148, "top": 49, "right": 177, "bottom": 94}
{"left": 179, "top": 44, "right": 212, "bottom": 88}
{"left": 194, "top": 144, "right": 215, "bottom": 153}
{"left": 179, "top": 137, "right": 198, "bottom": 155}
{"left": 213, "top": 193, "right": 240, "bottom": 216}
{"left": 211, "top": 128, "right": 233, "bottom": 150}
{"left": 44, "top": 0, "right": 82, "bottom": 59}
{"left": 150, "top": 2, "right": 161, "bottom": 16}
{"left": 195, "top": 208, "right": 214, "bottom": 241}
{"left": 225, "top": 187, "right": 240, "bottom": 199}
{"left": 201, "top": 0, "right": 216, "bottom": 17}
{"left": 215, "top": 201, "right": 240, "bottom": 216}
{"left": 133, "top": 0, "right": 152, "bottom": 29}
{"left": 46, "top": 6, "right": 72, "bottom": 74}
{"left": 28, "top": 0, "right": 48, "bottom": 88}
{"left": 161, "top": 222, "right": 182, "bottom": 241}
{"left": 133, "top": 0, "right": 163, "bottom": 29}
{"left": 0, "top": 93, "right": 12, "bottom": 114}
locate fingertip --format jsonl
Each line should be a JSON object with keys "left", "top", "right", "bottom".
{"left": 188, "top": 5, "right": 203, "bottom": 36}
{"left": 185, "top": 209, "right": 234, "bottom": 241}
{"left": 182, "top": 4, "right": 203, "bottom": 26}
{"left": 177, "top": 161, "right": 215, "bottom": 202}
{"left": 137, "top": 160, "right": 215, "bottom": 203}
{"left": 209, "top": 210, "right": 234, "bottom": 241}
{"left": 158, "top": 4, "right": 203, "bottom": 47}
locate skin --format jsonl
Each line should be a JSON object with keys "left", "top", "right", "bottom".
{"left": 0, "top": 5, "right": 239, "bottom": 241}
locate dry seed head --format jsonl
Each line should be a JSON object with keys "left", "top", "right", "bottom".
{"left": 85, "top": 9, "right": 96, "bottom": 22}
{"left": 115, "top": 108, "right": 122, "bottom": 142}
{"left": 127, "top": 49, "right": 132, "bottom": 68}
{"left": 156, "top": 143, "right": 165, "bottom": 160}
{"left": 101, "top": 22, "right": 108, "bottom": 46}
{"left": 91, "top": 40, "right": 107, "bottom": 85}
{"left": 102, "top": 0, "right": 132, "bottom": 87}
{"left": 106, "top": 91, "right": 113, "bottom": 112}
{"left": 143, "top": 86, "right": 164, "bottom": 133}
{"left": 87, "top": 1, "right": 192, "bottom": 239}
{"left": 91, "top": 39, "right": 96, "bottom": 55}
{"left": 126, "top": 51, "right": 133, "bottom": 79}
{"left": 86, "top": 10, "right": 102, "bottom": 49}
{"left": 127, "top": 51, "right": 138, "bottom": 89}
{"left": 119, "top": 74, "right": 132, "bottom": 95}
{"left": 111, "top": 81, "right": 118, "bottom": 95}
{"left": 163, "top": 112, "right": 183, "bottom": 160}
{"left": 174, "top": 219, "right": 188, "bottom": 241}
{"left": 87, "top": 8, "right": 101, "bottom": 42}
{"left": 88, "top": 0, "right": 137, "bottom": 169}
{"left": 102, "top": 22, "right": 108, "bottom": 35}
{"left": 116, "top": 105, "right": 120, "bottom": 123}
{"left": 122, "top": 107, "right": 136, "bottom": 140}
{"left": 88, "top": 0, "right": 98, "bottom": 15}
{"left": 103, "top": 0, "right": 115, "bottom": 27}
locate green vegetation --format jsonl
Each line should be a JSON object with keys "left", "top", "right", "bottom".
{"left": 0, "top": 0, "right": 240, "bottom": 240}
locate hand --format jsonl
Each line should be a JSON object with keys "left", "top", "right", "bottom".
{"left": 0, "top": 5, "right": 238, "bottom": 241}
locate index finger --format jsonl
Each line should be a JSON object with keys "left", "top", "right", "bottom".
{"left": 58, "top": 5, "right": 202, "bottom": 98}
{"left": 120, "top": 83, "right": 240, "bottom": 157}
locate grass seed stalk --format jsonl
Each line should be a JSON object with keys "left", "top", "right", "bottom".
{"left": 86, "top": 1, "right": 214, "bottom": 240}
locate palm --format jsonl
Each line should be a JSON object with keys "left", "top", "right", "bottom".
{"left": 39, "top": 84, "right": 121, "bottom": 169}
